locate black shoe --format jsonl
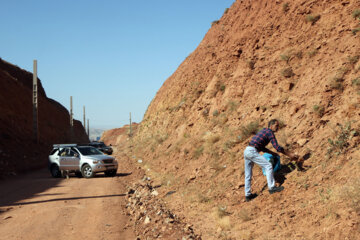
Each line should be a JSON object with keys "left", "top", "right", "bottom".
{"left": 269, "top": 186, "right": 284, "bottom": 194}
{"left": 245, "top": 193, "right": 258, "bottom": 202}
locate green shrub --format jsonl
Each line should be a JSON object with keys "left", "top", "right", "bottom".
{"left": 307, "top": 49, "right": 318, "bottom": 57}
{"left": 327, "top": 122, "right": 358, "bottom": 157}
{"left": 193, "top": 146, "right": 204, "bottom": 159}
{"left": 352, "top": 28, "right": 360, "bottom": 35}
{"left": 212, "top": 110, "right": 220, "bottom": 117}
{"left": 220, "top": 84, "right": 226, "bottom": 92}
{"left": 280, "top": 54, "right": 290, "bottom": 63}
{"left": 313, "top": 105, "right": 325, "bottom": 117}
{"left": 352, "top": 77, "right": 360, "bottom": 87}
{"left": 348, "top": 55, "right": 360, "bottom": 65}
{"left": 306, "top": 14, "right": 320, "bottom": 24}
{"left": 282, "top": 3, "right": 290, "bottom": 13}
{"left": 247, "top": 59, "right": 255, "bottom": 70}
{"left": 352, "top": 77, "right": 360, "bottom": 94}
{"left": 352, "top": 9, "right": 360, "bottom": 19}
{"left": 295, "top": 51, "right": 303, "bottom": 59}
{"left": 227, "top": 101, "right": 238, "bottom": 112}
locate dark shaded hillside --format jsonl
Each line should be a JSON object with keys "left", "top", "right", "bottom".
{"left": 0, "top": 58, "right": 89, "bottom": 177}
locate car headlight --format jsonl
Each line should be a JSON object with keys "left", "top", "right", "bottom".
{"left": 93, "top": 160, "right": 99, "bottom": 164}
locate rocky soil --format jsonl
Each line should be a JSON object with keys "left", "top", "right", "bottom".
{"left": 103, "top": 0, "right": 360, "bottom": 239}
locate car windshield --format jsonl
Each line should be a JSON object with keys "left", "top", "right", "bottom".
{"left": 77, "top": 146, "right": 103, "bottom": 155}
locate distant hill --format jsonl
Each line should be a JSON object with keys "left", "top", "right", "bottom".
{"left": 89, "top": 128, "right": 106, "bottom": 141}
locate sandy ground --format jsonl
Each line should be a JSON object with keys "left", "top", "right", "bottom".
{"left": 0, "top": 167, "right": 135, "bottom": 240}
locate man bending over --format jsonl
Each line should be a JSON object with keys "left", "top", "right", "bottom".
{"left": 244, "top": 119, "right": 299, "bottom": 202}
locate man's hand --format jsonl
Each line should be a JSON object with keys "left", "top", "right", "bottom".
{"left": 285, "top": 150, "right": 299, "bottom": 161}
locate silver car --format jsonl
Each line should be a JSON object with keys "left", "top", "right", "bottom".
{"left": 48, "top": 144, "right": 118, "bottom": 178}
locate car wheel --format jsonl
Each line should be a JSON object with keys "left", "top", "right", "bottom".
{"left": 75, "top": 171, "right": 83, "bottom": 178}
{"left": 50, "top": 164, "right": 61, "bottom": 178}
{"left": 104, "top": 169, "right": 117, "bottom": 177}
{"left": 81, "top": 164, "right": 95, "bottom": 178}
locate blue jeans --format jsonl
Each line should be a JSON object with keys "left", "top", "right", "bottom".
{"left": 244, "top": 146, "right": 275, "bottom": 196}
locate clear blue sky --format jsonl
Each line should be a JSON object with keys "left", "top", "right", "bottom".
{"left": 1, "top": 0, "right": 234, "bottom": 129}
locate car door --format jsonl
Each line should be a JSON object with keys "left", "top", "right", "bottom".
{"left": 70, "top": 148, "right": 81, "bottom": 171}
{"left": 59, "top": 148, "right": 72, "bottom": 170}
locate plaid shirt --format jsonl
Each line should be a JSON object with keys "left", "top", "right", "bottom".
{"left": 249, "top": 128, "right": 284, "bottom": 153}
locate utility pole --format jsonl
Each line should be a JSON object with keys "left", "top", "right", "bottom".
{"left": 32, "top": 60, "right": 39, "bottom": 143}
{"left": 129, "top": 112, "right": 132, "bottom": 137}
{"left": 87, "top": 119, "right": 89, "bottom": 139}
{"left": 70, "top": 96, "right": 73, "bottom": 141}
{"left": 83, "top": 106, "right": 86, "bottom": 130}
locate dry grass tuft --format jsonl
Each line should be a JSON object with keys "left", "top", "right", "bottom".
{"left": 341, "top": 178, "right": 360, "bottom": 214}
{"left": 239, "top": 121, "right": 260, "bottom": 142}
{"left": 281, "top": 67, "right": 294, "bottom": 78}
{"left": 218, "top": 216, "right": 232, "bottom": 231}
{"left": 211, "top": 20, "right": 219, "bottom": 26}
{"left": 329, "top": 76, "right": 344, "bottom": 91}
{"left": 216, "top": 205, "right": 230, "bottom": 218}
{"left": 238, "top": 208, "right": 251, "bottom": 222}
{"left": 208, "top": 134, "right": 221, "bottom": 144}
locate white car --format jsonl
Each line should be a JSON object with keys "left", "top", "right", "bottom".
{"left": 48, "top": 144, "right": 118, "bottom": 178}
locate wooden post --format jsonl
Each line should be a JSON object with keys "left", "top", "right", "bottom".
{"left": 87, "top": 119, "right": 89, "bottom": 138}
{"left": 83, "top": 106, "right": 86, "bottom": 130}
{"left": 70, "top": 96, "right": 73, "bottom": 141}
{"left": 129, "top": 112, "right": 132, "bottom": 137}
{"left": 32, "top": 60, "right": 39, "bottom": 143}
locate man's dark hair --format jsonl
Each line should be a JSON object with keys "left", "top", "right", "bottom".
{"left": 268, "top": 119, "right": 278, "bottom": 128}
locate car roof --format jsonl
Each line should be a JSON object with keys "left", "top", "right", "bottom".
{"left": 53, "top": 144, "right": 77, "bottom": 148}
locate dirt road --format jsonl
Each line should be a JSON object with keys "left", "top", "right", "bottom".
{"left": 0, "top": 166, "right": 136, "bottom": 240}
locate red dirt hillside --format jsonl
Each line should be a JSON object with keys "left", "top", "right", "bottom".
{"left": 108, "top": 0, "right": 360, "bottom": 239}
{"left": 101, "top": 123, "right": 138, "bottom": 147}
{"left": 0, "top": 58, "right": 89, "bottom": 177}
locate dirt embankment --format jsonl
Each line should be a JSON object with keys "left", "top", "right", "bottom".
{"left": 101, "top": 123, "right": 138, "bottom": 147}
{"left": 0, "top": 58, "right": 88, "bottom": 177}
{"left": 106, "top": 0, "right": 360, "bottom": 239}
